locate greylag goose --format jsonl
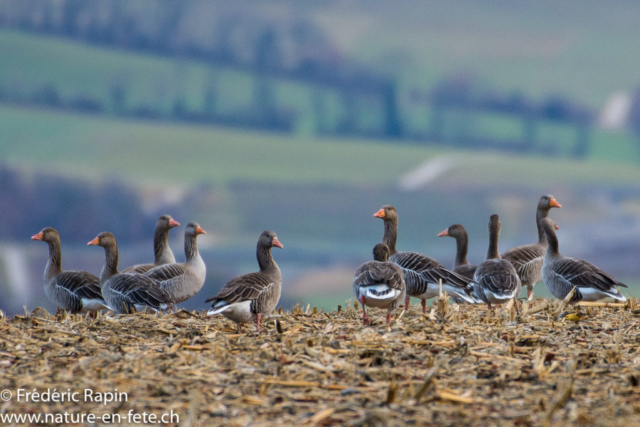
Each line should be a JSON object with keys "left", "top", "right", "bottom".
{"left": 540, "top": 218, "right": 627, "bottom": 302}
{"left": 206, "top": 230, "right": 283, "bottom": 332}
{"left": 88, "top": 232, "right": 171, "bottom": 314}
{"left": 31, "top": 227, "right": 108, "bottom": 313}
{"left": 438, "top": 224, "right": 477, "bottom": 304}
{"left": 501, "top": 195, "right": 562, "bottom": 298}
{"left": 353, "top": 243, "right": 406, "bottom": 325}
{"left": 145, "top": 222, "right": 207, "bottom": 304}
{"left": 473, "top": 215, "right": 521, "bottom": 309}
{"left": 122, "top": 215, "right": 180, "bottom": 274}
{"left": 437, "top": 224, "right": 477, "bottom": 281}
{"left": 374, "top": 205, "right": 475, "bottom": 312}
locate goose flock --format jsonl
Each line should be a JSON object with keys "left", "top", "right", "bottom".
{"left": 31, "top": 195, "right": 629, "bottom": 330}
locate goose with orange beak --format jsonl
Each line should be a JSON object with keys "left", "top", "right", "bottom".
{"left": 122, "top": 214, "right": 180, "bottom": 273}
{"left": 206, "top": 230, "right": 283, "bottom": 332}
{"left": 501, "top": 195, "right": 562, "bottom": 299}
{"left": 145, "top": 222, "right": 207, "bottom": 305}
{"left": 88, "top": 232, "right": 171, "bottom": 314}
{"left": 31, "top": 227, "right": 108, "bottom": 314}
{"left": 374, "top": 205, "right": 476, "bottom": 312}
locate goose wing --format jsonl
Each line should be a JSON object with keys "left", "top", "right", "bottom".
{"left": 552, "top": 257, "right": 627, "bottom": 292}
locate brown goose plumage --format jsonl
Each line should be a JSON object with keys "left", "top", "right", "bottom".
{"left": 31, "top": 227, "right": 107, "bottom": 313}
{"left": 122, "top": 215, "right": 180, "bottom": 274}
{"left": 206, "top": 230, "right": 283, "bottom": 332}
{"left": 88, "top": 232, "right": 171, "bottom": 314}
{"left": 374, "top": 205, "right": 475, "bottom": 312}
{"left": 145, "top": 222, "right": 207, "bottom": 304}
{"left": 501, "top": 195, "right": 562, "bottom": 298}
{"left": 438, "top": 224, "right": 477, "bottom": 304}
{"left": 473, "top": 215, "right": 521, "bottom": 309}
{"left": 353, "top": 243, "right": 406, "bottom": 325}
{"left": 540, "top": 218, "right": 627, "bottom": 303}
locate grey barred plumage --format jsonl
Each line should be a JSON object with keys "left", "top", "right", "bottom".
{"left": 205, "top": 230, "right": 283, "bottom": 332}
{"left": 145, "top": 222, "right": 207, "bottom": 304}
{"left": 32, "top": 227, "right": 107, "bottom": 314}
{"left": 540, "top": 218, "right": 627, "bottom": 303}
{"left": 374, "top": 205, "right": 475, "bottom": 311}
{"left": 473, "top": 215, "right": 522, "bottom": 309}
{"left": 88, "top": 231, "right": 171, "bottom": 314}
{"left": 353, "top": 243, "right": 406, "bottom": 324}
{"left": 501, "top": 195, "right": 562, "bottom": 298}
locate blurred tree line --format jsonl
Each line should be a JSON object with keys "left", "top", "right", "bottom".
{"left": 0, "top": 165, "right": 149, "bottom": 244}
{"left": 0, "top": 0, "right": 595, "bottom": 158}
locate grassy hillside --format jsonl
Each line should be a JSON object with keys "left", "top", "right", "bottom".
{"left": 2, "top": 26, "right": 640, "bottom": 163}
{"left": 2, "top": 106, "right": 640, "bottom": 190}
{"left": 318, "top": 0, "right": 640, "bottom": 108}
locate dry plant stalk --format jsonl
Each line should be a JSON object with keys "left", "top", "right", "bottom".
{"left": 0, "top": 298, "right": 638, "bottom": 426}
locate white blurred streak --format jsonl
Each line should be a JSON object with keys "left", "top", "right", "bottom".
{"left": 398, "top": 156, "right": 454, "bottom": 192}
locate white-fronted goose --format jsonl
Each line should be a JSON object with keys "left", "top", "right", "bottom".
{"left": 374, "top": 205, "right": 475, "bottom": 312}
{"left": 145, "top": 222, "right": 207, "bottom": 304}
{"left": 206, "top": 230, "right": 283, "bottom": 332}
{"left": 31, "top": 227, "right": 108, "bottom": 314}
{"left": 473, "top": 215, "right": 522, "bottom": 309}
{"left": 88, "top": 232, "right": 171, "bottom": 314}
{"left": 438, "top": 224, "right": 477, "bottom": 304}
{"left": 353, "top": 243, "right": 406, "bottom": 325}
{"left": 501, "top": 195, "right": 562, "bottom": 298}
{"left": 540, "top": 218, "right": 627, "bottom": 302}
{"left": 122, "top": 215, "right": 180, "bottom": 274}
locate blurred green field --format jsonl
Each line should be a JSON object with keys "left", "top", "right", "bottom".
{"left": 2, "top": 105, "right": 640, "bottom": 190}
{"left": 2, "top": 26, "right": 640, "bottom": 163}
{"left": 331, "top": 1, "right": 640, "bottom": 108}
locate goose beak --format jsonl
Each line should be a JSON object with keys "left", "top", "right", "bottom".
{"left": 87, "top": 237, "right": 99, "bottom": 246}
{"left": 272, "top": 237, "right": 283, "bottom": 249}
{"left": 31, "top": 232, "right": 43, "bottom": 241}
{"left": 437, "top": 229, "right": 449, "bottom": 237}
{"left": 195, "top": 226, "right": 206, "bottom": 235}
{"left": 373, "top": 209, "right": 386, "bottom": 218}
{"left": 549, "top": 198, "right": 562, "bottom": 208}
{"left": 169, "top": 219, "right": 180, "bottom": 227}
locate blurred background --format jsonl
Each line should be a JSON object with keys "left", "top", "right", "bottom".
{"left": 1, "top": 0, "right": 639, "bottom": 315}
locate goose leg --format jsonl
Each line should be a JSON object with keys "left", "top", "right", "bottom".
{"left": 527, "top": 288, "right": 532, "bottom": 299}
{"left": 236, "top": 322, "right": 242, "bottom": 333}
{"left": 405, "top": 297, "right": 410, "bottom": 310}
{"left": 256, "top": 313, "right": 262, "bottom": 331}
{"left": 421, "top": 299, "right": 427, "bottom": 314}
{"left": 360, "top": 296, "right": 370, "bottom": 325}
{"left": 386, "top": 312, "right": 392, "bottom": 325}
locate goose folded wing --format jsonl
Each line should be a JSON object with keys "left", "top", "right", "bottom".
{"left": 123, "top": 264, "right": 155, "bottom": 274}
{"left": 553, "top": 257, "right": 627, "bottom": 291}
{"left": 110, "top": 274, "right": 169, "bottom": 307}
{"left": 206, "top": 273, "right": 273, "bottom": 306}
{"left": 354, "top": 262, "right": 403, "bottom": 291}
{"left": 145, "top": 263, "right": 186, "bottom": 282}
{"left": 502, "top": 245, "right": 544, "bottom": 267}
{"left": 476, "top": 263, "right": 519, "bottom": 295}
{"left": 56, "top": 271, "right": 103, "bottom": 301}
